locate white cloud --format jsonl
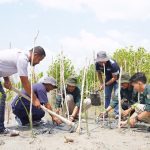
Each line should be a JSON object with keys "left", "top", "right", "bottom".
{"left": 35, "top": 0, "right": 150, "bottom": 21}
{"left": 0, "top": 0, "right": 19, "bottom": 4}
{"left": 58, "top": 29, "right": 150, "bottom": 69}
{"left": 59, "top": 30, "right": 122, "bottom": 69}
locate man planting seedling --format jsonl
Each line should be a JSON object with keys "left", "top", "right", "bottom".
{"left": 99, "top": 73, "right": 137, "bottom": 118}
{"left": 120, "top": 72, "right": 150, "bottom": 128}
{"left": 0, "top": 46, "right": 45, "bottom": 134}
{"left": 11, "top": 76, "right": 62, "bottom": 126}
{"left": 55, "top": 77, "right": 91, "bottom": 122}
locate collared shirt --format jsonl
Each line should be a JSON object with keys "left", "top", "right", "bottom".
{"left": 0, "top": 49, "right": 29, "bottom": 77}
{"left": 138, "top": 84, "right": 150, "bottom": 112}
{"left": 95, "top": 59, "right": 120, "bottom": 82}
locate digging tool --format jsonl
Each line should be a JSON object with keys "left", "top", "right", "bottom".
{"left": 11, "top": 87, "right": 77, "bottom": 132}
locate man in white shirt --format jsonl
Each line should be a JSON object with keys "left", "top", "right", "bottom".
{"left": 0, "top": 46, "right": 46, "bottom": 134}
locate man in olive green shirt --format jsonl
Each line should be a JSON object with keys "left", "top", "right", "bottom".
{"left": 55, "top": 77, "right": 91, "bottom": 122}
{"left": 121, "top": 72, "right": 150, "bottom": 128}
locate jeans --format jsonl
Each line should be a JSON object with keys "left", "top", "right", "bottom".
{"left": 0, "top": 82, "right": 6, "bottom": 132}
{"left": 105, "top": 82, "right": 118, "bottom": 115}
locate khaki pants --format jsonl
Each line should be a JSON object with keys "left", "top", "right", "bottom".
{"left": 66, "top": 94, "right": 91, "bottom": 115}
{"left": 131, "top": 104, "right": 150, "bottom": 124}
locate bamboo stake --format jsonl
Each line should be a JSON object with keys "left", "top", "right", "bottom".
{"left": 102, "top": 64, "right": 106, "bottom": 126}
{"left": 29, "top": 30, "right": 39, "bottom": 131}
{"left": 85, "top": 60, "right": 90, "bottom": 136}
{"left": 93, "top": 51, "right": 97, "bottom": 119}
{"left": 118, "top": 67, "right": 122, "bottom": 129}
{"left": 59, "top": 54, "right": 64, "bottom": 115}
{"left": 76, "top": 62, "right": 87, "bottom": 134}
{"left": 60, "top": 51, "right": 69, "bottom": 120}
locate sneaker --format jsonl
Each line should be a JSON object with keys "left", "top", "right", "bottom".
{"left": 114, "top": 115, "right": 119, "bottom": 119}
{"left": 0, "top": 128, "right": 19, "bottom": 136}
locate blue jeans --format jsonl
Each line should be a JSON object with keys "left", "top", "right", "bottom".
{"left": 105, "top": 82, "right": 118, "bottom": 115}
{"left": 0, "top": 82, "right": 6, "bottom": 132}
{"left": 12, "top": 97, "right": 45, "bottom": 125}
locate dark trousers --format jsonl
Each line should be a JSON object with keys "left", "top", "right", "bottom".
{"left": 0, "top": 82, "right": 6, "bottom": 132}
{"left": 12, "top": 97, "right": 45, "bottom": 125}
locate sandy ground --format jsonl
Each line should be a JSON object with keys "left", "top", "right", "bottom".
{"left": 0, "top": 106, "right": 150, "bottom": 150}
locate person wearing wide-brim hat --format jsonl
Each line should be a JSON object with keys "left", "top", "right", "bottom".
{"left": 98, "top": 72, "right": 138, "bottom": 119}
{"left": 56, "top": 77, "right": 91, "bottom": 122}
{"left": 11, "top": 76, "right": 62, "bottom": 127}
{"left": 95, "top": 51, "right": 120, "bottom": 118}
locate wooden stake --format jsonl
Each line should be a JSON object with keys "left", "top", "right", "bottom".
{"left": 118, "top": 67, "right": 122, "bottom": 129}
{"left": 102, "top": 64, "right": 106, "bottom": 126}
{"left": 29, "top": 30, "right": 39, "bottom": 131}
{"left": 60, "top": 51, "right": 69, "bottom": 120}
{"left": 76, "top": 61, "right": 87, "bottom": 134}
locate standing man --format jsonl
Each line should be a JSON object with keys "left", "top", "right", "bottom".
{"left": 0, "top": 46, "right": 46, "bottom": 134}
{"left": 95, "top": 51, "right": 120, "bottom": 118}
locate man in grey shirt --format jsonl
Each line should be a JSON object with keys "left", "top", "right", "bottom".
{"left": 0, "top": 46, "right": 46, "bottom": 134}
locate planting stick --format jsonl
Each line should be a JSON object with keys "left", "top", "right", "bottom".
{"left": 60, "top": 51, "right": 69, "bottom": 119}
{"left": 103, "top": 64, "right": 106, "bottom": 126}
{"left": 118, "top": 67, "right": 122, "bottom": 129}
{"left": 76, "top": 63, "right": 87, "bottom": 134}
{"left": 30, "top": 30, "right": 39, "bottom": 130}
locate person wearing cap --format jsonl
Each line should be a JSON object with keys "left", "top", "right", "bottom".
{"left": 55, "top": 77, "right": 91, "bottom": 122}
{"left": 98, "top": 72, "right": 137, "bottom": 118}
{"left": 120, "top": 72, "right": 150, "bottom": 128}
{"left": 0, "top": 46, "right": 45, "bottom": 134}
{"left": 11, "top": 76, "right": 62, "bottom": 126}
{"left": 95, "top": 51, "right": 120, "bottom": 117}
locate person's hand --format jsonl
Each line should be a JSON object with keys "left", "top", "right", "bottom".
{"left": 98, "top": 111, "right": 108, "bottom": 118}
{"left": 69, "top": 116, "right": 75, "bottom": 122}
{"left": 33, "top": 98, "right": 41, "bottom": 109}
{"left": 52, "top": 116, "right": 62, "bottom": 125}
{"left": 122, "top": 109, "right": 130, "bottom": 117}
{"left": 99, "top": 84, "right": 104, "bottom": 90}
{"left": 4, "top": 80, "right": 12, "bottom": 89}
{"left": 120, "top": 121, "right": 127, "bottom": 128}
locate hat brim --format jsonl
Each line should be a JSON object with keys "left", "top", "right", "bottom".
{"left": 42, "top": 82, "right": 58, "bottom": 88}
{"left": 121, "top": 80, "right": 129, "bottom": 84}
{"left": 67, "top": 83, "right": 77, "bottom": 87}
{"left": 95, "top": 57, "right": 109, "bottom": 62}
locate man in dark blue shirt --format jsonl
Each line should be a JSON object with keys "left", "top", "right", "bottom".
{"left": 95, "top": 51, "right": 120, "bottom": 117}
{"left": 11, "top": 76, "right": 62, "bottom": 126}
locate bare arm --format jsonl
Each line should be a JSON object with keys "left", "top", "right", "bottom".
{"left": 20, "top": 76, "right": 40, "bottom": 107}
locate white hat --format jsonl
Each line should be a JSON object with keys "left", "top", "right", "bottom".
{"left": 39, "top": 76, "right": 57, "bottom": 88}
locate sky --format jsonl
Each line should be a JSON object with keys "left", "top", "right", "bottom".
{"left": 0, "top": 0, "right": 150, "bottom": 74}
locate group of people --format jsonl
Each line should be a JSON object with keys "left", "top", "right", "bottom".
{"left": 0, "top": 46, "right": 150, "bottom": 135}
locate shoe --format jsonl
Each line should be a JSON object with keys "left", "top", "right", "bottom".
{"left": 0, "top": 128, "right": 19, "bottom": 136}
{"left": 114, "top": 115, "right": 119, "bottom": 119}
